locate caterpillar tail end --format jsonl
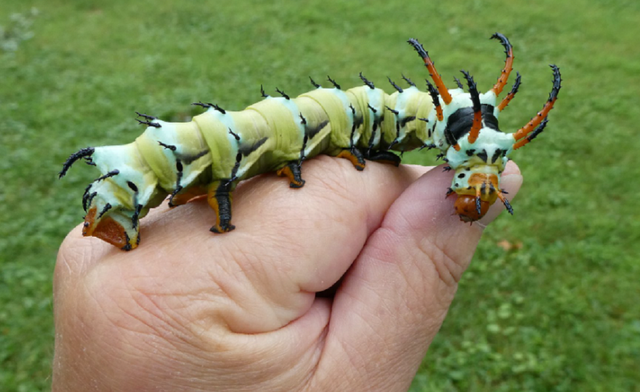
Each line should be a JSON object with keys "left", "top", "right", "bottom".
{"left": 83, "top": 207, "right": 139, "bottom": 251}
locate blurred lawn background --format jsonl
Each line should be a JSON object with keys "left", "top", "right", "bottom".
{"left": 1, "top": 0, "right": 639, "bottom": 390}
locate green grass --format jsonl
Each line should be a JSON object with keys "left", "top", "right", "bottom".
{"left": 1, "top": 0, "right": 639, "bottom": 390}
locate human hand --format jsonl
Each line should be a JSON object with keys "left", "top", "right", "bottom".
{"left": 53, "top": 157, "right": 522, "bottom": 391}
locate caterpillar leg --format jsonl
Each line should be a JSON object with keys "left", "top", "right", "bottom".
{"left": 365, "top": 150, "right": 401, "bottom": 167}
{"left": 336, "top": 149, "right": 366, "bottom": 171}
{"left": 276, "top": 161, "right": 306, "bottom": 188}
{"left": 208, "top": 180, "right": 236, "bottom": 233}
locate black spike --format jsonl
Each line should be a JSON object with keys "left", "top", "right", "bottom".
{"left": 211, "top": 103, "right": 226, "bottom": 114}
{"left": 407, "top": 38, "right": 429, "bottom": 61}
{"left": 453, "top": 77, "right": 464, "bottom": 89}
{"left": 446, "top": 187, "right": 455, "bottom": 197}
{"left": 275, "top": 87, "right": 290, "bottom": 100}
{"left": 158, "top": 141, "right": 177, "bottom": 151}
{"left": 418, "top": 117, "right": 429, "bottom": 123}
{"left": 299, "top": 113, "right": 307, "bottom": 125}
{"left": 98, "top": 203, "right": 112, "bottom": 219}
{"left": 94, "top": 169, "right": 119, "bottom": 182}
{"left": 136, "top": 118, "right": 161, "bottom": 128}
{"left": 59, "top": 147, "right": 95, "bottom": 179}
{"left": 548, "top": 64, "right": 562, "bottom": 101}
{"left": 309, "top": 76, "right": 320, "bottom": 88}
{"left": 81, "top": 183, "right": 93, "bottom": 211}
{"left": 359, "top": 72, "right": 375, "bottom": 89}
{"left": 388, "top": 77, "right": 403, "bottom": 93}
{"left": 83, "top": 156, "right": 95, "bottom": 166}
{"left": 228, "top": 128, "right": 240, "bottom": 141}
{"left": 490, "top": 32, "right": 512, "bottom": 58}
{"left": 419, "top": 143, "right": 436, "bottom": 150}
{"left": 527, "top": 118, "right": 549, "bottom": 142}
{"left": 327, "top": 75, "right": 341, "bottom": 90}
{"left": 502, "top": 196, "right": 514, "bottom": 215}
{"left": 349, "top": 104, "right": 356, "bottom": 115}
{"left": 460, "top": 70, "right": 481, "bottom": 113}
{"left": 425, "top": 79, "right": 441, "bottom": 107}
{"left": 367, "top": 103, "right": 377, "bottom": 113}
{"left": 260, "top": 84, "right": 269, "bottom": 98}
{"left": 443, "top": 166, "right": 452, "bottom": 172}
{"left": 192, "top": 102, "right": 211, "bottom": 108}
{"left": 509, "top": 72, "right": 522, "bottom": 97}
{"left": 135, "top": 112, "right": 156, "bottom": 121}
{"left": 385, "top": 106, "right": 399, "bottom": 115}
{"left": 83, "top": 191, "right": 97, "bottom": 212}
{"left": 401, "top": 74, "right": 416, "bottom": 87}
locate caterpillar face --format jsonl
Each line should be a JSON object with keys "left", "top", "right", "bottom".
{"left": 408, "top": 33, "right": 560, "bottom": 222}
{"left": 60, "top": 33, "right": 561, "bottom": 250}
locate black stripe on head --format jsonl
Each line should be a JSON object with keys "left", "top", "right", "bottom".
{"left": 444, "top": 104, "right": 500, "bottom": 146}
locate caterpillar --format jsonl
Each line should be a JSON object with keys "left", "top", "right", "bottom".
{"left": 59, "top": 33, "right": 561, "bottom": 251}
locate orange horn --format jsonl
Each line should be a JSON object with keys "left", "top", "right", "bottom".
{"left": 408, "top": 38, "right": 452, "bottom": 105}
{"left": 513, "top": 65, "right": 561, "bottom": 142}
{"left": 461, "top": 70, "right": 482, "bottom": 144}
{"left": 490, "top": 33, "right": 514, "bottom": 97}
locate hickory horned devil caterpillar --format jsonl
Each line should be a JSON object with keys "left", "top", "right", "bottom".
{"left": 59, "top": 33, "right": 562, "bottom": 251}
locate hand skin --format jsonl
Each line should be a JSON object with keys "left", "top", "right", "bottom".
{"left": 53, "top": 157, "right": 522, "bottom": 392}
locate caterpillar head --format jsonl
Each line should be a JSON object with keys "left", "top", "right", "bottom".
{"left": 450, "top": 169, "right": 508, "bottom": 223}
{"left": 409, "top": 33, "right": 561, "bottom": 222}
{"left": 59, "top": 143, "right": 160, "bottom": 250}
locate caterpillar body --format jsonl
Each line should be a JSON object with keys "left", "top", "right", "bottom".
{"left": 59, "top": 33, "right": 561, "bottom": 251}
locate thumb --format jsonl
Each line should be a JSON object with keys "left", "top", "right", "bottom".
{"left": 313, "top": 161, "right": 523, "bottom": 391}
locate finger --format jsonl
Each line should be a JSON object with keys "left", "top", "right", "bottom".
{"left": 313, "top": 161, "right": 522, "bottom": 390}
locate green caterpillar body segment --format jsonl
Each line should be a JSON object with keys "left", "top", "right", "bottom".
{"left": 60, "top": 33, "right": 561, "bottom": 250}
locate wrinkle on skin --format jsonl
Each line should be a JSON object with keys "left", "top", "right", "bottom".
{"left": 54, "top": 160, "right": 522, "bottom": 391}
{"left": 310, "top": 162, "right": 522, "bottom": 391}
